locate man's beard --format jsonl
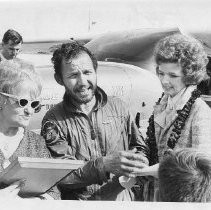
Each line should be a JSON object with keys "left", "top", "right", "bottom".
{"left": 67, "top": 84, "right": 97, "bottom": 104}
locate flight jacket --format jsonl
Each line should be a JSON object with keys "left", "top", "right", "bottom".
{"left": 41, "top": 87, "right": 148, "bottom": 200}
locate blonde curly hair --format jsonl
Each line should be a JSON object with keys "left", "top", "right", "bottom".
{"left": 154, "top": 34, "right": 208, "bottom": 85}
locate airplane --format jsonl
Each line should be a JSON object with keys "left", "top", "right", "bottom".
{"left": 18, "top": 27, "right": 211, "bottom": 135}
{"left": 85, "top": 27, "right": 181, "bottom": 73}
{"left": 85, "top": 27, "right": 211, "bottom": 73}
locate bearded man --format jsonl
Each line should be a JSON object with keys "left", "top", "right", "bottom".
{"left": 41, "top": 41, "right": 148, "bottom": 200}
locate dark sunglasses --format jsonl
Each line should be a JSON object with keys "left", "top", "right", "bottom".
{"left": 0, "top": 92, "right": 42, "bottom": 113}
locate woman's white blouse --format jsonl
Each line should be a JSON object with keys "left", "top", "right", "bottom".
{"left": 0, "top": 127, "right": 24, "bottom": 168}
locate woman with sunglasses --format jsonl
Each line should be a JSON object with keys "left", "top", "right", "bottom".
{"left": 0, "top": 61, "right": 60, "bottom": 199}
{"left": 131, "top": 34, "right": 211, "bottom": 201}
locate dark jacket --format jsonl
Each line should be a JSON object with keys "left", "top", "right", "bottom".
{"left": 0, "top": 129, "right": 61, "bottom": 200}
{"left": 41, "top": 87, "right": 147, "bottom": 200}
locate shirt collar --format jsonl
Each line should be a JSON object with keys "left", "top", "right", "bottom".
{"left": 171, "top": 85, "right": 197, "bottom": 111}
{"left": 166, "top": 87, "right": 186, "bottom": 112}
{"left": 154, "top": 85, "right": 197, "bottom": 128}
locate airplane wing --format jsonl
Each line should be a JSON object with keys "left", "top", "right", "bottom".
{"left": 191, "top": 31, "right": 211, "bottom": 57}
{"left": 85, "top": 28, "right": 211, "bottom": 74}
{"left": 85, "top": 27, "right": 182, "bottom": 72}
{"left": 17, "top": 27, "right": 211, "bottom": 72}
{"left": 20, "top": 36, "right": 92, "bottom": 55}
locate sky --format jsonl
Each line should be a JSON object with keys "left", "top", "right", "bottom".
{"left": 0, "top": 0, "right": 211, "bottom": 41}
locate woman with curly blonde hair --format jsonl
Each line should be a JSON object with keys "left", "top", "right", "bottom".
{"left": 133, "top": 34, "right": 211, "bottom": 201}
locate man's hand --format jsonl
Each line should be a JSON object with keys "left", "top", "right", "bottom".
{"left": 103, "top": 150, "right": 148, "bottom": 177}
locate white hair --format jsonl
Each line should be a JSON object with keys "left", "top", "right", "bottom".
{"left": 0, "top": 60, "right": 42, "bottom": 98}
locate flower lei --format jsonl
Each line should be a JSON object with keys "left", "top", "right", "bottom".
{"left": 145, "top": 89, "right": 201, "bottom": 166}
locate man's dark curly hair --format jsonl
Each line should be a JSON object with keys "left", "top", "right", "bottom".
{"left": 2, "top": 29, "right": 23, "bottom": 45}
{"left": 154, "top": 34, "right": 208, "bottom": 85}
{"left": 51, "top": 41, "right": 98, "bottom": 76}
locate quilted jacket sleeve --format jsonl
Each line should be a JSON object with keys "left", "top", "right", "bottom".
{"left": 41, "top": 112, "right": 108, "bottom": 188}
{"left": 191, "top": 99, "right": 211, "bottom": 153}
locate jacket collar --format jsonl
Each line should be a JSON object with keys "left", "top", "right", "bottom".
{"left": 62, "top": 86, "right": 107, "bottom": 113}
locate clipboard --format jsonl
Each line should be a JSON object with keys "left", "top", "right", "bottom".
{"left": 0, "top": 157, "right": 84, "bottom": 197}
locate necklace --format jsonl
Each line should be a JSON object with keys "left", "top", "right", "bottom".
{"left": 145, "top": 89, "right": 201, "bottom": 166}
